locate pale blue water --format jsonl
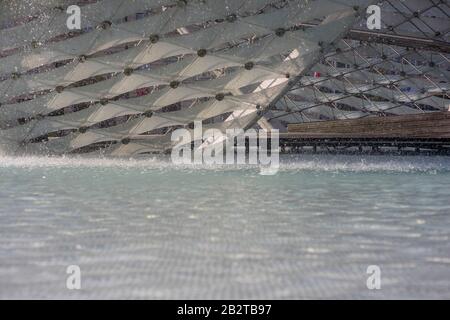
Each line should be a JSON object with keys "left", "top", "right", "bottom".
{"left": 0, "top": 154, "right": 449, "bottom": 299}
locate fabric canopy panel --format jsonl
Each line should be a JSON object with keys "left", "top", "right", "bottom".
{"left": 0, "top": 0, "right": 375, "bottom": 156}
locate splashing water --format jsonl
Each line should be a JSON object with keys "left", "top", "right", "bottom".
{"left": 1, "top": 154, "right": 450, "bottom": 173}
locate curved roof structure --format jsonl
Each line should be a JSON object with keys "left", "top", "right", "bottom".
{"left": 0, "top": 0, "right": 448, "bottom": 156}
{"left": 269, "top": 0, "right": 450, "bottom": 127}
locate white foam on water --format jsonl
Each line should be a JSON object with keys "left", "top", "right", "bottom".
{"left": 280, "top": 155, "right": 450, "bottom": 173}
{"left": 0, "top": 154, "right": 449, "bottom": 173}
{"left": 0, "top": 155, "right": 163, "bottom": 169}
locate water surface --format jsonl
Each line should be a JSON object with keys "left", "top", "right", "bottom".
{"left": 0, "top": 154, "right": 449, "bottom": 299}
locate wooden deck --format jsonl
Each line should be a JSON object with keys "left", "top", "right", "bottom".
{"left": 287, "top": 112, "right": 450, "bottom": 139}
{"left": 278, "top": 112, "right": 450, "bottom": 154}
